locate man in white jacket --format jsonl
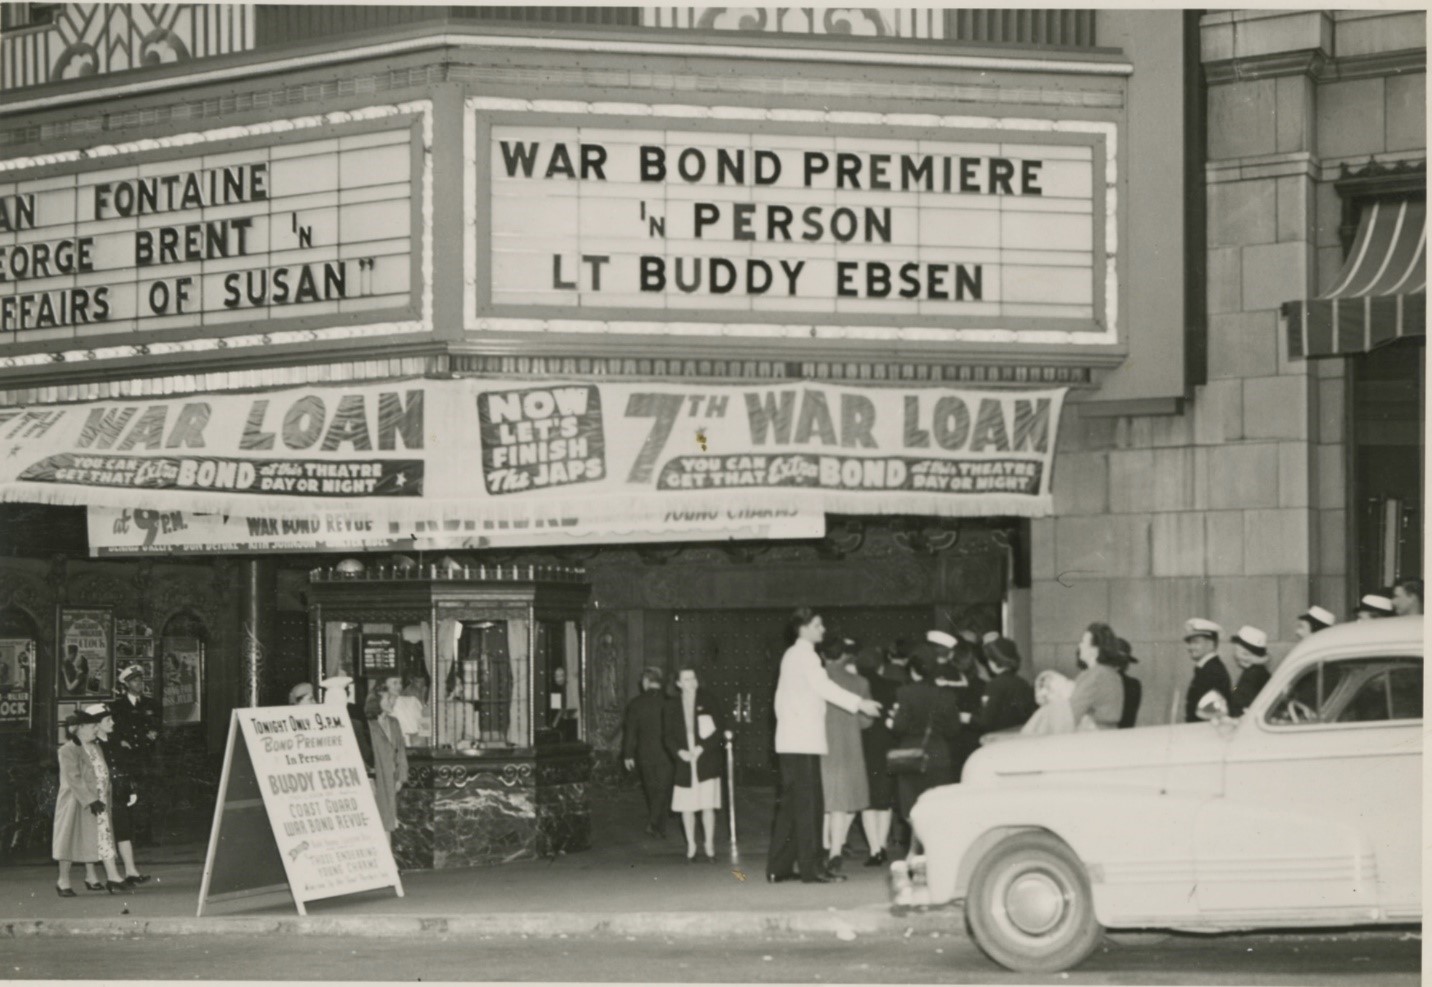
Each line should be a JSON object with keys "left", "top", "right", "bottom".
{"left": 767, "top": 608, "right": 882, "bottom": 884}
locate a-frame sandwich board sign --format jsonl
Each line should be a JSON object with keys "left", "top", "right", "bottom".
{"left": 197, "top": 705, "right": 403, "bottom": 917}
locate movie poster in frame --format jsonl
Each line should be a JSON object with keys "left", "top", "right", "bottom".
{"left": 56, "top": 607, "right": 114, "bottom": 701}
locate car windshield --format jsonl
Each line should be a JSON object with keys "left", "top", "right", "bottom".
{"left": 1265, "top": 656, "right": 1422, "bottom": 726}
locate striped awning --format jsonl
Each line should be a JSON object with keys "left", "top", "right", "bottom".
{"left": 1284, "top": 198, "right": 1426, "bottom": 358}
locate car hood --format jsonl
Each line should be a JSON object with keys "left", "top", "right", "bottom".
{"left": 962, "top": 722, "right": 1231, "bottom": 793}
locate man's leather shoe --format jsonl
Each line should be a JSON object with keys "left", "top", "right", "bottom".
{"left": 767, "top": 872, "right": 795, "bottom": 884}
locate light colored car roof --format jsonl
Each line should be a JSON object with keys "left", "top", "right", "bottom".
{"left": 1279, "top": 615, "right": 1424, "bottom": 670}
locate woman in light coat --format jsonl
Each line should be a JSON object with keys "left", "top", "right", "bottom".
{"left": 53, "top": 710, "right": 126, "bottom": 896}
{"left": 365, "top": 687, "right": 409, "bottom": 835}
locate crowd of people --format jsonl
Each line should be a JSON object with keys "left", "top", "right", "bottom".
{"left": 618, "top": 576, "right": 1422, "bottom": 885}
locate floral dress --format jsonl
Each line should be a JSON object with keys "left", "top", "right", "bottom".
{"left": 82, "top": 743, "right": 116, "bottom": 860}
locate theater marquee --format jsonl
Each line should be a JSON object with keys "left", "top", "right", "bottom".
{"left": 467, "top": 99, "right": 1118, "bottom": 349}
{"left": 0, "top": 103, "right": 431, "bottom": 357}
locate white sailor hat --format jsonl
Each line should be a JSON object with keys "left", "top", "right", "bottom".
{"left": 319, "top": 674, "right": 353, "bottom": 690}
{"left": 1231, "top": 625, "right": 1269, "bottom": 661}
{"left": 117, "top": 663, "right": 145, "bottom": 683}
{"left": 1182, "top": 618, "right": 1222, "bottom": 642}
{"left": 1357, "top": 594, "right": 1394, "bottom": 616}
{"left": 82, "top": 702, "right": 112, "bottom": 719}
{"left": 925, "top": 630, "right": 957, "bottom": 649}
{"left": 1298, "top": 605, "right": 1336, "bottom": 630}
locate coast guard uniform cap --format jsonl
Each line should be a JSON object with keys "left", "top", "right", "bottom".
{"left": 1358, "top": 594, "right": 1394, "bottom": 615}
{"left": 925, "top": 630, "right": 957, "bottom": 649}
{"left": 1183, "top": 618, "right": 1222, "bottom": 642}
{"left": 1300, "top": 605, "right": 1336, "bottom": 628}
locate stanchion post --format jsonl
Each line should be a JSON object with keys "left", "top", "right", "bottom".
{"left": 725, "top": 729, "right": 739, "bottom": 866}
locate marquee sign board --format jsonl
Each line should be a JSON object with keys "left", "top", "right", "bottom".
{"left": 0, "top": 106, "right": 427, "bottom": 350}
{"left": 469, "top": 100, "right": 1118, "bottom": 348}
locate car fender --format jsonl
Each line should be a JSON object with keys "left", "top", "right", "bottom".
{"left": 911, "top": 783, "right": 1211, "bottom": 926}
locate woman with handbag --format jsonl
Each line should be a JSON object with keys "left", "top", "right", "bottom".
{"left": 53, "top": 710, "right": 127, "bottom": 896}
{"left": 886, "top": 648, "right": 963, "bottom": 858}
{"left": 663, "top": 665, "right": 725, "bottom": 862}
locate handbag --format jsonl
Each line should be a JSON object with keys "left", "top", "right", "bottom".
{"left": 886, "top": 720, "right": 933, "bottom": 776}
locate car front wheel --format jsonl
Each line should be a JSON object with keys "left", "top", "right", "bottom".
{"left": 964, "top": 830, "right": 1103, "bottom": 973}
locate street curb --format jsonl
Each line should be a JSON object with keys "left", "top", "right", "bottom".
{"left": 2, "top": 907, "right": 958, "bottom": 940}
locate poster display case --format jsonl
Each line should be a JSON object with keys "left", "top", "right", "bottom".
{"left": 305, "top": 561, "right": 591, "bottom": 870}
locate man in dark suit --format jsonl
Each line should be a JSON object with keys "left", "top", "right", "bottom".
{"left": 622, "top": 667, "right": 673, "bottom": 838}
{"left": 109, "top": 664, "right": 161, "bottom": 845}
{"left": 1183, "top": 618, "right": 1232, "bottom": 722}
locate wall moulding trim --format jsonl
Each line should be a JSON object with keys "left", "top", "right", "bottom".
{"left": 0, "top": 355, "right": 449, "bottom": 409}
{"left": 446, "top": 353, "right": 1096, "bottom": 387}
{"left": 0, "top": 29, "right": 1135, "bottom": 117}
{"left": 1202, "top": 46, "right": 1424, "bottom": 85}
{"left": 1206, "top": 152, "right": 1318, "bottom": 185}
{"left": 444, "top": 62, "right": 1126, "bottom": 112}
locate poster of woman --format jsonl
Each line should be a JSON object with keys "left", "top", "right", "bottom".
{"left": 163, "top": 637, "right": 203, "bottom": 725}
{"left": 57, "top": 608, "right": 113, "bottom": 700}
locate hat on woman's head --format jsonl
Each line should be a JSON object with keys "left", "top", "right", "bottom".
{"left": 982, "top": 635, "right": 1022, "bottom": 672}
{"left": 64, "top": 709, "right": 99, "bottom": 731}
{"left": 1231, "top": 625, "right": 1269, "bottom": 662}
{"left": 1299, "top": 605, "right": 1336, "bottom": 631}
{"left": 82, "top": 702, "right": 112, "bottom": 720}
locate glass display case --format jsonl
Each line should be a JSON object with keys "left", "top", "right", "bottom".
{"left": 306, "top": 561, "right": 591, "bottom": 869}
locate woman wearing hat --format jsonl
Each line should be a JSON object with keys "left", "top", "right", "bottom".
{"left": 887, "top": 644, "right": 963, "bottom": 858}
{"left": 972, "top": 635, "right": 1036, "bottom": 736}
{"left": 1228, "top": 626, "right": 1272, "bottom": 717}
{"left": 53, "top": 709, "right": 126, "bottom": 896}
{"left": 1295, "top": 606, "right": 1336, "bottom": 641}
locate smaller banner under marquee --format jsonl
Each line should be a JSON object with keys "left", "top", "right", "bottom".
{"left": 0, "top": 377, "right": 1065, "bottom": 548}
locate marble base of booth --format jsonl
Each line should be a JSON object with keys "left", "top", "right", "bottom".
{"left": 394, "top": 746, "right": 592, "bottom": 870}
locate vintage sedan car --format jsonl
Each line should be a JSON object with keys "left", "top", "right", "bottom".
{"left": 906, "top": 615, "right": 1423, "bottom": 973}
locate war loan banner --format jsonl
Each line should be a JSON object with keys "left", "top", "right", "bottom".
{"left": 0, "top": 377, "right": 1065, "bottom": 532}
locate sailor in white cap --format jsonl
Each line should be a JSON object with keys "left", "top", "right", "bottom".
{"left": 1295, "top": 605, "right": 1336, "bottom": 641}
{"left": 1228, "top": 626, "right": 1271, "bottom": 717}
{"left": 925, "top": 630, "right": 957, "bottom": 652}
{"left": 319, "top": 675, "right": 354, "bottom": 706}
{"left": 319, "top": 675, "right": 374, "bottom": 770}
{"left": 1355, "top": 593, "right": 1395, "bottom": 621}
{"left": 1182, "top": 618, "right": 1232, "bottom": 723}
{"left": 109, "top": 663, "right": 160, "bottom": 847}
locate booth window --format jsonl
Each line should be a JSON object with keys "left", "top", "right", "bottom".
{"left": 433, "top": 619, "right": 530, "bottom": 750}
{"left": 159, "top": 612, "right": 206, "bottom": 728}
{"left": 535, "top": 619, "right": 582, "bottom": 744}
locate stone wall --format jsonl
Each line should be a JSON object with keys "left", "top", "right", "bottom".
{"left": 1028, "top": 10, "right": 1425, "bottom": 723}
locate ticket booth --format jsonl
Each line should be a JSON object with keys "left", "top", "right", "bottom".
{"left": 306, "top": 560, "right": 592, "bottom": 870}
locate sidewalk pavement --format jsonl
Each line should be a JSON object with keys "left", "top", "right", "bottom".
{"left": 1, "top": 786, "right": 956, "bottom": 941}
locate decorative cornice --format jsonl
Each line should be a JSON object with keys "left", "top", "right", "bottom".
{"left": 1203, "top": 45, "right": 1424, "bottom": 85}
{"left": 0, "top": 27, "right": 1134, "bottom": 119}
{"left": 1202, "top": 48, "right": 1330, "bottom": 85}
